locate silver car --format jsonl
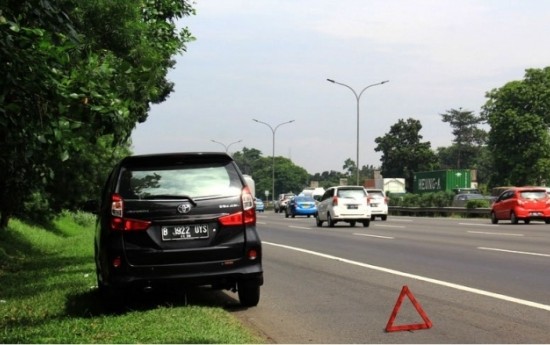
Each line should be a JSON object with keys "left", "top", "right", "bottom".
{"left": 316, "top": 186, "right": 371, "bottom": 227}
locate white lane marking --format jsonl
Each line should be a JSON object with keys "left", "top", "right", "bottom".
{"left": 468, "top": 231, "right": 524, "bottom": 236}
{"left": 460, "top": 222, "right": 499, "bottom": 227}
{"left": 289, "top": 225, "right": 312, "bottom": 230}
{"left": 479, "top": 247, "right": 550, "bottom": 258}
{"left": 263, "top": 241, "right": 550, "bottom": 312}
{"left": 373, "top": 224, "right": 405, "bottom": 229}
{"left": 354, "top": 233, "right": 394, "bottom": 239}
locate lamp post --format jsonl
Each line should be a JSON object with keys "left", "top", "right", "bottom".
{"left": 252, "top": 119, "right": 295, "bottom": 204}
{"left": 326, "top": 78, "right": 389, "bottom": 185}
{"left": 210, "top": 139, "right": 242, "bottom": 154}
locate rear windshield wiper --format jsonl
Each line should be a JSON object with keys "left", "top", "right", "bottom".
{"left": 141, "top": 195, "right": 197, "bottom": 205}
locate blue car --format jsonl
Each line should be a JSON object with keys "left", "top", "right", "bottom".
{"left": 255, "top": 198, "right": 265, "bottom": 212}
{"left": 285, "top": 196, "right": 317, "bottom": 218}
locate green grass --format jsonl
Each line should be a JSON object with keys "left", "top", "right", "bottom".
{"left": 0, "top": 213, "right": 264, "bottom": 343}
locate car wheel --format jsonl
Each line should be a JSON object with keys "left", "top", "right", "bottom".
{"left": 327, "top": 213, "right": 336, "bottom": 227}
{"left": 370, "top": 215, "right": 375, "bottom": 221}
{"left": 316, "top": 214, "right": 323, "bottom": 227}
{"left": 511, "top": 212, "right": 519, "bottom": 224}
{"left": 349, "top": 221, "right": 356, "bottom": 227}
{"left": 490, "top": 212, "right": 498, "bottom": 224}
{"left": 381, "top": 215, "right": 387, "bottom": 221}
{"left": 291, "top": 212, "right": 295, "bottom": 218}
{"left": 524, "top": 219, "right": 530, "bottom": 224}
{"left": 285, "top": 211, "right": 289, "bottom": 218}
{"left": 545, "top": 219, "right": 550, "bottom": 224}
{"left": 238, "top": 281, "right": 260, "bottom": 307}
{"left": 362, "top": 220, "right": 370, "bottom": 227}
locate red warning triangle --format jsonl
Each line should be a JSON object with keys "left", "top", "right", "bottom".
{"left": 385, "top": 285, "right": 433, "bottom": 332}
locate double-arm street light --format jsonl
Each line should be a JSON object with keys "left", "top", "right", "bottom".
{"left": 326, "top": 78, "right": 389, "bottom": 185}
{"left": 210, "top": 139, "right": 242, "bottom": 154}
{"left": 252, "top": 119, "right": 295, "bottom": 204}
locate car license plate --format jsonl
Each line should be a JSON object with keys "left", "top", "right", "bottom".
{"left": 347, "top": 204, "right": 358, "bottom": 210}
{"left": 530, "top": 212, "right": 543, "bottom": 216}
{"left": 370, "top": 203, "right": 379, "bottom": 207}
{"left": 161, "top": 224, "right": 209, "bottom": 241}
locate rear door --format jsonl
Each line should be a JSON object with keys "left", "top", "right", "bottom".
{"left": 116, "top": 155, "right": 247, "bottom": 266}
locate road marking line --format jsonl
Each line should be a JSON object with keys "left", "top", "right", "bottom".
{"left": 478, "top": 247, "right": 550, "bottom": 258}
{"left": 289, "top": 225, "right": 312, "bottom": 230}
{"left": 263, "top": 241, "right": 550, "bottom": 312}
{"left": 354, "top": 233, "right": 394, "bottom": 239}
{"left": 373, "top": 224, "right": 405, "bottom": 228}
{"left": 468, "top": 231, "right": 524, "bottom": 236}
{"left": 460, "top": 222, "right": 499, "bottom": 227}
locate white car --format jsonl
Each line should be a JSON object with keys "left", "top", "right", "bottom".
{"left": 365, "top": 188, "right": 388, "bottom": 221}
{"left": 316, "top": 186, "right": 371, "bottom": 227}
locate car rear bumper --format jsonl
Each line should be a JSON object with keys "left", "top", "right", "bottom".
{"left": 106, "top": 259, "right": 263, "bottom": 290}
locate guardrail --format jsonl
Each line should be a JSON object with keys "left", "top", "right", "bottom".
{"left": 389, "top": 206, "right": 491, "bottom": 217}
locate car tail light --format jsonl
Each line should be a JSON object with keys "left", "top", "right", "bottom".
{"left": 112, "top": 256, "right": 122, "bottom": 268}
{"left": 332, "top": 196, "right": 338, "bottom": 206}
{"left": 110, "top": 193, "right": 151, "bottom": 231}
{"left": 111, "top": 193, "right": 123, "bottom": 217}
{"left": 247, "top": 248, "right": 259, "bottom": 260}
{"left": 219, "top": 186, "right": 256, "bottom": 226}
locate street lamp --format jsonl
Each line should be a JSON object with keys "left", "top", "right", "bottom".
{"left": 252, "top": 119, "right": 295, "bottom": 204}
{"left": 210, "top": 139, "right": 242, "bottom": 154}
{"left": 326, "top": 78, "right": 389, "bottom": 185}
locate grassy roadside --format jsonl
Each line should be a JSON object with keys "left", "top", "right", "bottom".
{"left": 0, "top": 213, "right": 264, "bottom": 343}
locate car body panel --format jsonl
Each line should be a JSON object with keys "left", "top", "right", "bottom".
{"left": 255, "top": 198, "right": 265, "bottom": 212}
{"left": 316, "top": 186, "right": 371, "bottom": 226}
{"left": 285, "top": 196, "right": 318, "bottom": 217}
{"left": 490, "top": 187, "right": 550, "bottom": 224}
{"left": 365, "top": 188, "right": 388, "bottom": 220}
{"left": 92, "top": 152, "right": 263, "bottom": 305}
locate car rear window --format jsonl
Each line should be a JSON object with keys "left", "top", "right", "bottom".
{"left": 337, "top": 188, "right": 366, "bottom": 200}
{"left": 367, "top": 191, "right": 385, "bottom": 198}
{"left": 519, "top": 191, "right": 547, "bottom": 199}
{"left": 117, "top": 163, "right": 242, "bottom": 199}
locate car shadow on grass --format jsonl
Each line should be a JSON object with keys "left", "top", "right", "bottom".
{"left": 65, "top": 286, "right": 246, "bottom": 317}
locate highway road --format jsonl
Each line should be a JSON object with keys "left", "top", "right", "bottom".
{"left": 230, "top": 212, "right": 550, "bottom": 343}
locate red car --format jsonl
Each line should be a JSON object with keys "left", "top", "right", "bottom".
{"left": 490, "top": 187, "right": 550, "bottom": 224}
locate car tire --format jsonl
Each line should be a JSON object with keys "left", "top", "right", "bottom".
{"left": 511, "top": 212, "right": 519, "bottom": 224}
{"left": 316, "top": 214, "right": 323, "bottom": 227}
{"left": 349, "top": 221, "right": 356, "bottom": 227}
{"left": 381, "top": 215, "right": 387, "bottom": 221}
{"left": 238, "top": 281, "right": 260, "bottom": 307}
{"left": 285, "top": 211, "right": 289, "bottom": 218}
{"left": 524, "top": 219, "right": 530, "bottom": 224}
{"left": 491, "top": 212, "right": 498, "bottom": 224}
{"left": 327, "top": 214, "right": 336, "bottom": 227}
{"left": 545, "top": 219, "right": 550, "bottom": 224}
{"left": 362, "top": 220, "right": 370, "bottom": 227}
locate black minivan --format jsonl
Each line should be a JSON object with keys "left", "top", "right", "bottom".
{"left": 89, "top": 152, "right": 263, "bottom": 307}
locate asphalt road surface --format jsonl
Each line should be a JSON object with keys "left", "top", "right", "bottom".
{"left": 229, "top": 212, "right": 550, "bottom": 343}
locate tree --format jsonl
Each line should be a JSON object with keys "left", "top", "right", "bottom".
{"left": 0, "top": 0, "right": 195, "bottom": 228}
{"left": 374, "top": 118, "right": 438, "bottom": 191}
{"left": 439, "top": 108, "right": 487, "bottom": 169}
{"left": 482, "top": 67, "right": 550, "bottom": 187}
{"left": 232, "top": 148, "right": 309, "bottom": 199}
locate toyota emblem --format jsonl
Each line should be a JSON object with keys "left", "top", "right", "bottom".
{"left": 177, "top": 202, "right": 192, "bottom": 214}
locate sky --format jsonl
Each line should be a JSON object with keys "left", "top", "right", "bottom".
{"left": 131, "top": 0, "right": 550, "bottom": 174}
